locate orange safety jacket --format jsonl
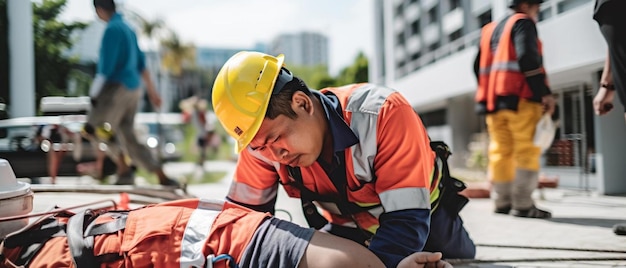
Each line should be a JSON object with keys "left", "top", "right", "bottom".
{"left": 475, "top": 13, "right": 546, "bottom": 112}
{"left": 0, "top": 199, "right": 269, "bottom": 268}
{"left": 230, "top": 84, "right": 441, "bottom": 235}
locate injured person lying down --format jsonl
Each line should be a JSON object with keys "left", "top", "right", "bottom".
{"left": 0, "top": 198, "right": 451, "bottom": 268}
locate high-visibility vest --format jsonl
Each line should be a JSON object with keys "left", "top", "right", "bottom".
{"left": 476, "top": 13, "right": 546, "bottom": 112}
{"left": 231, "top": 84, "right": 441, "bottom": 235}
{"left": 0, "top": 199, "right": 269, "bottom": 268}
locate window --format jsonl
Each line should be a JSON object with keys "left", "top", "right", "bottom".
{"left": 557, "top": 0, "right": 589, "bottom": 14}
{"left": 449, "top": 0, "right": 461, "bottom": 11}
{"left": 449, "top": 29, "right": 462, "bottom": 42}
{"left": 410, "top": 19, "right": 421, "bottom": 35}
{"left": 428, "top": 6, "right": 438, "bottom": 24}
{"left": 539, "top": 7, "right": 553, "bottom": 21}
{"left": 477, "top": 10, "right": 491, "bottom": 27}
{"left": 397, "top": 32, "right": 405, "bottom": 45}
{"left": 395, "top": 4, "right": 404, "bottom": 17}
{"left": 429, "top": 42, "right": 440, "bottom": 52}
{"left": 411, "top": 52, "right": 421, "bottom": 61}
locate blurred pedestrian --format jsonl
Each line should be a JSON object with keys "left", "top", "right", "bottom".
{"left": 181, "top": 96, "right": 212, "bottom": 167}
{"left": 474, "top": 0, "right": 555, "bottom": 218}
{"left": 592, "top": 0, "right": 626, "bottom": 236}
{"left": 84, "top": 0, "right": 179, "bottom": 187}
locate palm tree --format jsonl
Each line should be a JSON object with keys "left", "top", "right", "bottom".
{"left": 160, "top": 31, "right": 196, "bottom": 103}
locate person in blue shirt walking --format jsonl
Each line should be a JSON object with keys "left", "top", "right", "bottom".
{"left": 86, "top": 0, "right": 179, "bottom": 187}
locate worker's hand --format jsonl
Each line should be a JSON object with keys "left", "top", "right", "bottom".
{"left": 397, "top": 252, "right": 453, "bottom": 268}
{"left": 593, "top": 87, "right": 615, "bottom": 116}
{"left": 147, "top": 89, "right": 163, "bottom": 110}
{"left": 542, "top": 95, "right": 556, "bottom": 116}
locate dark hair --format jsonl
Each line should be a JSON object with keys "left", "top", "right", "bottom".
{"left": 94, "top": 0, "right": 116, "bottom": 12}
{"left": 509, "top": 0, "right": 543, "bottom": 8}
{"left": 265, "top": 71, "right": 312, "bottom": 120}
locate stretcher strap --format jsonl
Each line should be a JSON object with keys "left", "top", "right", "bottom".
{"left": 67, "top": 210, "right": 98, "bottom": 267}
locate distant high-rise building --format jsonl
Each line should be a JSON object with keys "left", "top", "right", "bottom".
{"left": 269, "top": 32, "right": 329, "bottom": 68}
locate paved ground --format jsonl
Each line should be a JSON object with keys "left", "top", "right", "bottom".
{"left": 25, "top": 160, "right": 626, "bottom": 267}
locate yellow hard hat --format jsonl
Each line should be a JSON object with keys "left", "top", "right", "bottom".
{"left": 212, "top": 51, "right": 287, "bottom": 153}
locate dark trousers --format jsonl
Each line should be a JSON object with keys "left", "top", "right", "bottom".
{"left": 599, "top": 8, "right": 626, "bottom": 111}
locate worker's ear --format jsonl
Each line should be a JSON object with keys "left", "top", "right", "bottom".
{"left": 291, "top": 91, "right": 313, "bottom": 115}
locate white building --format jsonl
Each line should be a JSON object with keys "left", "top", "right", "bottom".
{"left": 371, "top": 0, "right": 626, "bottom": 194}
{"left": 269, "top": 32, "right": 329, "bottom": 68}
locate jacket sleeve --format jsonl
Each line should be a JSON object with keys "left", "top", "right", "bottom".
{"left": 369, "top": 209, "right": 430, "bottom": 267}
{"left": 512, "top": 19, "right": 551, "bottom": 99}
{"left": 369, "top": 92, "right": 435, "bottom": 266}
{"left": 473, "top": 47, "right": 481, "bottom": 81}
{"left": 226, "top": 149, "right": 280, "bottom": 214}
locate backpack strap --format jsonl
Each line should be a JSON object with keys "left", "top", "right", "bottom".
{"left": 66, "top": 209, "right": 99, "bottom": 267}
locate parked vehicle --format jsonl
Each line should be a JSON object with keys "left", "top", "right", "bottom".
{"left": 134, "top": 112, "right": 185, "bottom": 162}
{"left": 0, "top": 115, "right": 116, "bottom": 179}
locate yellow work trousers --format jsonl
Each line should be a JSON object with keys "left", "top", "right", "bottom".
{"left": 486, "top": 99, "right": 543, "bottom": 182}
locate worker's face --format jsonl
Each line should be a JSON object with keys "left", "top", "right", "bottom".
{"left": 248, "top": 92, "right": 323, "bottom": 167}
{"left": 94, "top": 7, "right": 109, "bottom": 22}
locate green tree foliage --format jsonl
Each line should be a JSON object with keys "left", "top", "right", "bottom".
{"left": 32, "top": 0, "right": 86, "bottom": 102}
{"left": 336, "top": 51, "right": 369, "bottom": 85}
{"left": 286, "top": 52, "right": 369, "bottom": 90}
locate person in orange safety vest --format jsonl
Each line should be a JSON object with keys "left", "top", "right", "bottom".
{"left": 211, "top": 51, "right": 475, "bottom": 267}
{"left": 0, "top": 198, "right": 452, "bottom": 268}
{"left": 474, "top": 0, "right": 556, "bottom": 218}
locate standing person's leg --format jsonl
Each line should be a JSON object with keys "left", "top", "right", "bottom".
{"left": 600, "top": 12, "right": 626, "bottom": 235}
{"left": 486, "top": 111, "right": 516, "bottom": 213}
{"left": 114, "top": 88, "right": 177, "bottom": 186}
{"left": 86, "top": 85, "right": 137, "bottom": 184}
{"left": 508, "top": 99, "right": 549, "bottom": 218}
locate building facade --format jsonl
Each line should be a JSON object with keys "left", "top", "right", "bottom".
{"left": 269, "top": 32, "right": 329, "bottom": 68}
{"left": 371, "top": 0, "right": 626, "bottom": 194}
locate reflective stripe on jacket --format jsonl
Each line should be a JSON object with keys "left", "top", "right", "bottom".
{"left": 1, "top": 199, "right": 269, "bottom": 268}
{"left": 229, "top": 83, "right": 438, "bottom": 234}
{"left": 475, "top": 13, "right": 545, "bottom": 112}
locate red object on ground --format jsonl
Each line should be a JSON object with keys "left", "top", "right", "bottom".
{"left": 460, "top": 181, "right": 491, "bottom": 199}
{"left": 119, "top": 192, "right": 130, "bottom": 210}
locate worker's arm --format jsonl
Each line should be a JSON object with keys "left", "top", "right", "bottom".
{"left": 226, "top": 149, "right": 280, "bottom": 214}
{"left": 473, "top": 47, "right": 481, "bottom": 81}
{"left": 368, "top": 92, "right": 435, "bottom": 267}
{"left": 513, "top": 19, "right": 551, "bottom": 99}
{"left": 594, "top": 50, "right": 616, "bottom": 115}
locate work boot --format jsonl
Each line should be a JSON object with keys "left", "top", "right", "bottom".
{"left": 614, "top": 223, "right": 626, "bottom": 235}
{"left": 511, "top": 206, "right": 552, "bottom": 219}
{"left": 511, "top": 169, "right": 552, "bottom": 218}
{"left": 492, "top": 181, "right": 512, "bottom": 214}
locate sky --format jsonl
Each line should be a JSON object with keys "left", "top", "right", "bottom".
{"left": 59, "top": 0, "right": 375, "bottom": 75}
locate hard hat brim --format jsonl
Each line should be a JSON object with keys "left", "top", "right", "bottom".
{"left": 234, "top": 54, "right": 285, "bottom": 153}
